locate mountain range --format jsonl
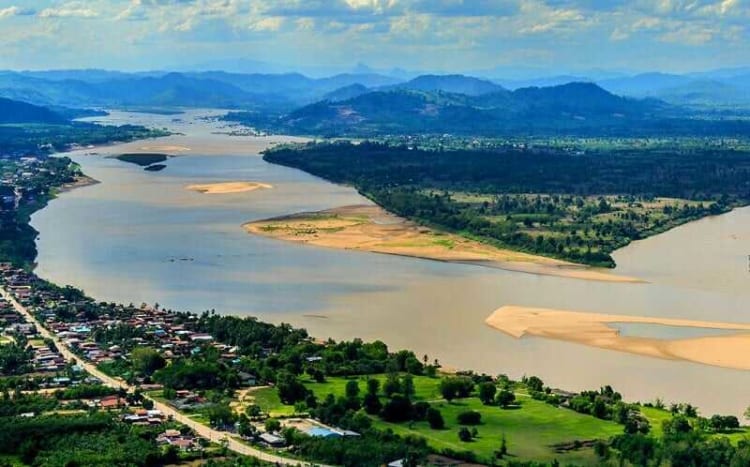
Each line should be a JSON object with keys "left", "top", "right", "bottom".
{"left": 1, "top": 67, "right": 748, "bottom": 112}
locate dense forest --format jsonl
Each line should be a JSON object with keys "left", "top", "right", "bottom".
{"left": 264, "top": 141, "right": 750, "bottom": 266}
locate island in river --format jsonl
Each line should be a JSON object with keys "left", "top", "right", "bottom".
{"left": 245, "top": 204, "right": 641, "bottom": 283}
{"left": 187, "top": 181, "right": 273, "bottom": 194}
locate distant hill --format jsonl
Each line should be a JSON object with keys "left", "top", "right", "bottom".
{"left": 321, "top": 84, "right": 370, "bottom": 102}
{"left": 257, "top": 82, "right": 675, "bottom": 137}
{"left": 0, "top": 97, "right": 67, "bottom": 124}
{"left": 0, "top": 70, "right": 404, "bottom": 109}
{"left": 597, "top": 72, "right": 750, "bottom": 108}
{"left": 598, "top": 73, "right": 691, "bottom": 96}
{"left": 387, "top": 74, "right": 506, "bottom": 96}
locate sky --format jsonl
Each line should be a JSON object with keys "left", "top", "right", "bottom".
{"left": 0, "top": 0, "right": 748, "bottom": 77}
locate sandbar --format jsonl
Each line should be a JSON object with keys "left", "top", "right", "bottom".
{"left": 186, "top": 181, "right": 273, "bottom": 195}
{"left": 139, "top": 145, "right": 191, "bottom": 152}
{"left": 485, "top": 306, "right": 750, "bottom": 370}
{"left": 244, "top": 205, "right": 641, "bottom": 283}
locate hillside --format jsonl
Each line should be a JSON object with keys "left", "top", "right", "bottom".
{"left": 388, "top": 74, "right": 506, "bottom": 96}
{"left": 0, "top": 97, "right": 67, "bottom": 124}
{"left": 236, "top": 82, "right": 717, "bottom": 137}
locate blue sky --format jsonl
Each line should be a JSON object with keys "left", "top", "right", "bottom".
{"left": 0, "top": 0, "right": 747, "bottom": 76}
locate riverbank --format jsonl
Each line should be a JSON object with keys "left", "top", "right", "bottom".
{"left": 244, "top": 204, "right": 642, "bottom": 283}
{"left": 485, "top": 306, "right": 750, "bottom": 370}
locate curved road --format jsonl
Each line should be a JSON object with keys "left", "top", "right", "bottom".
{"left": 1, "top": 288, "right": 329, "bottom": 467}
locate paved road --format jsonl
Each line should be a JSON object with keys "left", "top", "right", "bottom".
{"left": 1, "top": 287, "right": 328, "bottom": 466}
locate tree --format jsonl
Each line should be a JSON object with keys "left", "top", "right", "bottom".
{"left": 458, "top": 427, "right": 473, "bottom": 442}
{"left": 440, "top": 377, "right": 474, "bottom": 402}
{"left": 207, "top": 403, "right": 236, "bottom": 428}
{"left": 426, "top": 407, "right": 444, "bottom": 429}
{"left": 130, "top": 347, "right": 165, "bottom": 376}
{"left": 496, "top": 389, "right": 515, "bottom": 408}
{"left": 345, "top": 380, "right": 360, "bottom": 399}
{"left": 276, "top": 371, "right": 310, "bottom": 405}
{"left": 383, "top": 374, "right": 401, "bottom": 397}
{"left": 363, "top": 392, "right": 382, "bottom": 415}
{"left": 265, "top": 418, "right": 281, "bottom": 433}
{"left": 478, "top": 382, "right": 497, "bottom": 405}
{"left": 245, "top": 404, "right": 261, "bottom": 417}
{"left": 524, "top": 376, "right": 544, "bottom": 392}
{"left": 381, "top": 394, "right": 413, "bottom": 422}
{"left": 366, "top": 378, "right": 380, "bottom": 396}
{"left": 457, "top": 410, "right": 481, "bottom": 425}
{"left": 402, "top": 374, "right": 415, "bottom": 399}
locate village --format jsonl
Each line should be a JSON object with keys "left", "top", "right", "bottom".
{"left": 0, "top": 262, "right": 358, "bottom": 465}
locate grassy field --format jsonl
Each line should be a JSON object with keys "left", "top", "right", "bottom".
{"left": 253, "top": 376, "right": 624, "bottom": 464}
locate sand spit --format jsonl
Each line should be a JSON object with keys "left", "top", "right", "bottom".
{"left": 186, "top": 182, "right": 273, "bottom": 195}
{"left": 485, "top": 306, "right": 750, "bottom": 370}
{"left": 244, "top": 205, "right": 641, "bottom": 283}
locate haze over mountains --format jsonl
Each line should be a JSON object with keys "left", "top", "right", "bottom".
{"left": 1, "top": 66, "right": 749, "bottom": 112}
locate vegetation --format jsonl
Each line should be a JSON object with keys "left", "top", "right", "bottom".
{"left": 0, "top": 412, "right": 180, "bottom": 466}
{"left": 114, "top": 153, "right": 169, "bottom": 167}
{"left": 227, "top": 84, "right": 750, "bottom": 138}
{"left": 264, "top": 140, "right": 750, "bottom": 266}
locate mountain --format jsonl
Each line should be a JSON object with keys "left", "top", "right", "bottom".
{"left": 250, "top": 82, "right": 673, "bottom": 137}
{"left": 93, "top": 72, "right": 257, "bottom": 107}
{"left": 0, "top": 97, "right": 67, "bottom": 124}
{"left": 388, "top": 74, "right": 506, "bottom": 96}
{"left": 321, "top": 84, "right": 370, "bottom": 102}
{"left": 597, "top": 72, "right": 692, "bottom": 96}
{"left": 655, "top": 80, "right": 750, "bottom": 107}
{"left": 495, "top": 75, "right": 591, "bottom": 90}
{"left": 511, "top": 82, "right": 660, "bottom": 116}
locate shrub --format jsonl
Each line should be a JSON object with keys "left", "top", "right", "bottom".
{"left": 457, "top": 410, "right": 481, "bottom": 425}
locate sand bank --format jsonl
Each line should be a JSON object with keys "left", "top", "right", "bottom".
{"left": 485, "top": 306, "right": 750, "bottom": 370}
{"left": 186, "top": 181, "right": 273, "bottom": 195}
{"left": 244, "top": 205, "right": 641, "bottom": 283}
{"left": 139, "top": 145, "right": 191, "bottom": 153}
{"left": 57, "top": 175, "right": 99, "bottom": 194}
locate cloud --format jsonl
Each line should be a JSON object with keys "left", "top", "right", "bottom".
{"left": 39, "top": 2, "right": 99, "bottom": 19}
{"left": 0, "top": 5, "right": 35, "bottom": 18}
{"left": 408, "top": 0, "right": 520, "bottom": 17}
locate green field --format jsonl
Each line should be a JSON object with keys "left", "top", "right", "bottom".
{"left": 253, "top": 376, "right": 624, "bottom": 464}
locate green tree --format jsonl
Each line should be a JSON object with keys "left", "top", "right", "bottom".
{"left": 478, "top": 382, "right": 497, "bottom": 405}
{"left": 345, "top": 380, "right": 360, "bottom": 399}
{"left": 496, "top": 389, "right": 515, "bottom": 408}
{"left": 130, "top": 347, "right": 165, "bottom": 376}
{"left": 265, "top": 418, "right": 281, "bottom": 433}
{"left": 427, "top": 407, "right": 444, "bottom": 429}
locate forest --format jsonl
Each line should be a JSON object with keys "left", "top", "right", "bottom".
{"left": 264, "top": 140, "right": 750, "bottom": 266}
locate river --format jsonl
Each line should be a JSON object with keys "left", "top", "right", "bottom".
{"left": 31, "top": 110, "right": 750, "bottom": 417}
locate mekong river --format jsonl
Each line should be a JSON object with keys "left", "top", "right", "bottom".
{"left": 32, "top": 110, "right": 750, "bottom": 416}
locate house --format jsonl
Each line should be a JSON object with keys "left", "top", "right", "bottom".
{"left": 259, "top": 433, "right": 286, "bottom": 447}
{"left": 99, "top": 395, "right": 125, "bottom": 410}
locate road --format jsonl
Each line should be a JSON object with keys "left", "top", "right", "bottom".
{"left": 1, "top": 287, "right": 329, "bottom": 467}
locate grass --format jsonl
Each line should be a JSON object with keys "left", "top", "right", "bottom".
{"left": 253, "top": 376, "right": 622, "bottom": 464}
{"left": 639, "top": 405, "right": 750, "bottom": 443}
{"left": 252, "top": 387, "right": 296, "bottom": 417}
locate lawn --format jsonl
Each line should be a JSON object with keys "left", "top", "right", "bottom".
{"left": 254, "top": 375, "right": 624, "bottom": 464}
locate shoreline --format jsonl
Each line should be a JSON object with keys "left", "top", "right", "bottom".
{"left": 56, "top": 174, "right": 100, "bottom": 194}
{"left": 244, "top": 205, "right": 643, "bottom": 283}
{"left": 485, "top": 305, "right": 750, "bottom": 370}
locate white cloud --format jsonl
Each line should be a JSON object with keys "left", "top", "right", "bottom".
{"left": 0, "top": 6, "right": 20, "bottom": 19}
{"left": 39, "top": 2, "right": 99, "bottom": 19}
